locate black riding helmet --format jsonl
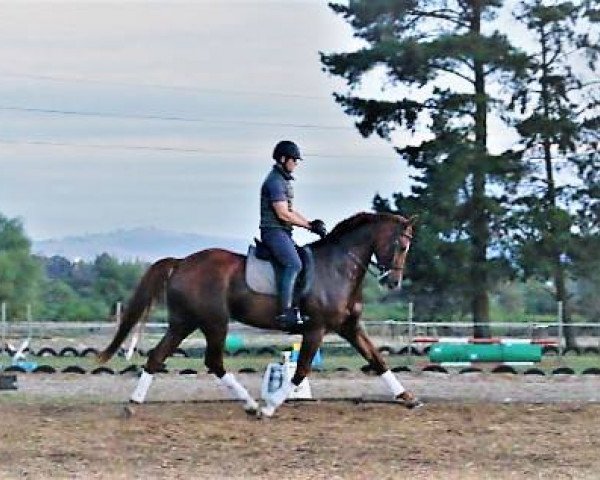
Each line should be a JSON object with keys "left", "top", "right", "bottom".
{"left": 272, "top": 140, "right": 302, "bottom": 162}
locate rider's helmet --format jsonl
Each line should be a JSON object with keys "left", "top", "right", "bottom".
{"left": 272, "top": 140, "right": 302, "bottom": 162}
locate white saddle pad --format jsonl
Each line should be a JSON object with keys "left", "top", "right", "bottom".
{"left": 245, "top": 246, "right": 277, "bottom": 295}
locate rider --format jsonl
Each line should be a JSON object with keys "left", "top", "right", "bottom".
{"left": 260, "top": 140, "right": 327, "bottom": 331}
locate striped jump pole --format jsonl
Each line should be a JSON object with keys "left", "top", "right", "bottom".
{"left": 407, "top": 302, "right": 414, "bottom": 366}
{"left": 414, "top": 336, "right": 559, "bottom": 367}
{"left": 412, "top": 337, "right": 559, "bottom": 346}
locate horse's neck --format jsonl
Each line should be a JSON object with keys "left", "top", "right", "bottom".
{"left": 317, "top": 223, "right": 375, "bottom": 269}
{"left": 341, "top": 224, "right": 375, "bottom": 260}
{"left": 307, "top": 224, "right": 376, "bottom": 302}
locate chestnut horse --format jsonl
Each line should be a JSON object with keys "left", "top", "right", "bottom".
{"left": 99, "top": 212, "right": 421, "bottom": 416}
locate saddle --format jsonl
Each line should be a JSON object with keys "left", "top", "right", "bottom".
{"left": 245, "top": 239, "right": 314, "bottom": 298}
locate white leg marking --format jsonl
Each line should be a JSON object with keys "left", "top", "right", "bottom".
{"left": 130, "top": 370, "right": 153, "bottom": 404}
{"left": 218, "top": 372, "right": 259, "bottom": 412}
{"left": 380, "top": 369, "right": 405, "bottom": 398}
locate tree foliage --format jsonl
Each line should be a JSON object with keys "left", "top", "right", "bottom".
{"left": 322, "top": 0, "right": 528, "bottom": 333}
{"left": 37, "top": 254, "right": 147, "bottom": 321}
{"left": 506, "top": 0, "right": 600, "bottom": 345}
{"left": 0, "top": 215, "right": 41, "bottom": 319}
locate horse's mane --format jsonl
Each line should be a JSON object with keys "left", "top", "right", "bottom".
{"left": 314, "top": 212, "right": 407, "bottom": 245}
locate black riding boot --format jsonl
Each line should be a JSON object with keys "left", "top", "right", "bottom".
{"left": 275, "top": 267, "right": 309, "bottom": 333}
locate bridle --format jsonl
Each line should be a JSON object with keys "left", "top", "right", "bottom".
{"left": 348, "top": 222, "right": 413, "bottom": 281}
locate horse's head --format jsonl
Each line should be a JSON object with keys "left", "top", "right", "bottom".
{"left": 373, "top": 215, "right": 415, "bottom": 290}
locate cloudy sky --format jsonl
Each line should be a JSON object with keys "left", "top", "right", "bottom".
{"left": 0, "top": 0, "right": 526, "bottom": 246}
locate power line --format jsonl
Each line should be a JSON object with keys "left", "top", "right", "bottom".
{"left": 0, "top": 138, "right": 398, "bottom": 160}
{"left": 0, "top": 71, "right": 329, "bottom": 101}
{"left": 0, "top": 105, "right": 353, "bottom": 131}
{"left": 0, "top": 138, "right": 210, "bottom": 154}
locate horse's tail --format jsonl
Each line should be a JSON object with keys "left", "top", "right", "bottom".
{"left": 98, "top": 257, "right": 180, "bottom": 364}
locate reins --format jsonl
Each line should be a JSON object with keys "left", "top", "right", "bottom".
{"left": 347, "top": 251, "right": 392, "bottom": 281}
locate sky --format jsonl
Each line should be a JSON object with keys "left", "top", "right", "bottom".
{"left": 0, "top": 0, "right": 419, "bottom": 246}
{"left": 0, "top": 0, "right": 538, "bottom": 247}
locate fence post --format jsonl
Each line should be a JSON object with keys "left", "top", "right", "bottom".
{"left": 1, "top": 302, "right": 6, "bottom": 349}
{"left": 407, "top": 302, "right": 414, "bottom": 365}
{"left": 557, "top": 301, "right": 564, "bottom": 359}
{"left": 116, "top": 301, "right": 122, "bottom": 323}
{"left": 27, "top": 304, "right": 33, "bottom": 342}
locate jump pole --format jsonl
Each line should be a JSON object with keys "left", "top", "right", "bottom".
{"left": 115, "top": 301, "right": 142, "bottom": 360}
{"left": 407, "top": 302, "right": 414, "bottom": 366}
{"left": 126, "top": 319, "right": 144, "bottom": 361}
{"left": 13, "top": 304, "right": 32, "bottom": 361}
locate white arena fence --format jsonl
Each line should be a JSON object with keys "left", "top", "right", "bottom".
{"left": 0, "top": 299, "right": 597, "bottom": 357}
{"left": 1, "top": 318, "right": 600, "bottom": 357}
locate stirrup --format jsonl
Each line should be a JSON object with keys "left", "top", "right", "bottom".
{"left": 276, "top": 308, "right": 309, "bottom": 333}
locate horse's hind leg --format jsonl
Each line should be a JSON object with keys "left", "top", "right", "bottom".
{"left": 130, "top": 322, "right": 194, "bottom": 404}
{"left": 338, "top": 319, "right": 423, "bottom": 409}
{"left": 201, "top": 320, "right": 258, "bottom": 415}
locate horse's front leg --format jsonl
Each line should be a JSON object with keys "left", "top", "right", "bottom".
{"left": 261, "top": 327, "right": 325, "bottom": 418}
{"left": 339, "top": 321, "right": 423, "bottom": 409}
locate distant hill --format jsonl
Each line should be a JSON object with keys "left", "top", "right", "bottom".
{"left": 33, "top": 227, "right": 249, "bottom": 262}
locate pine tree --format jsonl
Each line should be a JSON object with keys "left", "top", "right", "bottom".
{"left": 509, "top": 0, "right": 599, "bottom": 346}
{"left": 322, "top": 1, "right": 527, "bottom": 334}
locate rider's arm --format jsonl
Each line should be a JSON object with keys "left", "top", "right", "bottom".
{"left": 272, "top": 201, "right": 311, "bottom": 229}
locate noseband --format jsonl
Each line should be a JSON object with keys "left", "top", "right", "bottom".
{"left": 348, "top": 222, "right": 412, "bottom": 281}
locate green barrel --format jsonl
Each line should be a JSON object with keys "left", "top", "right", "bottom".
{"left": 502, "top": 343, "right": 542, "bottom": 362}
{"left": 225, "top": 334, "right": 244, "bottom": 353}
{"left": 429, "top": 343, "right": 541, "bottom": 363}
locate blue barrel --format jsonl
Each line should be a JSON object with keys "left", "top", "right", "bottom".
{"left": 290, "top": 345, "right": 323, "bottom": 368}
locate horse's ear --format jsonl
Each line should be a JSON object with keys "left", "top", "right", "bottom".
{"left": 408, "top": 214, "right": 419, "bottom": 225}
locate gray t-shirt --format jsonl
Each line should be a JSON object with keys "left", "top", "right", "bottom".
{"left": 260, "top": 165, "right": 294, "bottom": 231}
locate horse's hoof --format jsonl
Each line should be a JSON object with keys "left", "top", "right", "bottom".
{"left": 404, "top": 399, "right": 424, "bottom": 409}
{"left": 244, "top": 405, "right": 259, "bottom": 417}
{"left": 396, "top": 392, "right": 424, "bottom": 410}
{"left": 122, "top": 404, "right": 136, "bottom": 419}
{"left": 243, "top": 399, "right": 259, "bottom": 417}
{"left": 259, "top": 405, "right": 276, "bottom": 418}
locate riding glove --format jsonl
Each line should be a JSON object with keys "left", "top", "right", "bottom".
{"left": 309, "top": 219, "right": 327, "bottom": 239}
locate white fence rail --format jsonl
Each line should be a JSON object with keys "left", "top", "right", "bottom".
{"left": 3, "top": 301, "right": 599, "bottom": 353}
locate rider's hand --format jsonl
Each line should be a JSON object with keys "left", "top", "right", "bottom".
{"left": 309, "top": 219, "right": 327, "bottom": 239}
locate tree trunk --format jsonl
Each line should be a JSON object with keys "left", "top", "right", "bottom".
{"left": 555, "top": 259, "right": 577, "bottom": 349}
{"left": 471, "top": 0, "right": 491, "bottom": 338}
{"left": 538, "top": 23, "right": 577, "bottom": 349}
